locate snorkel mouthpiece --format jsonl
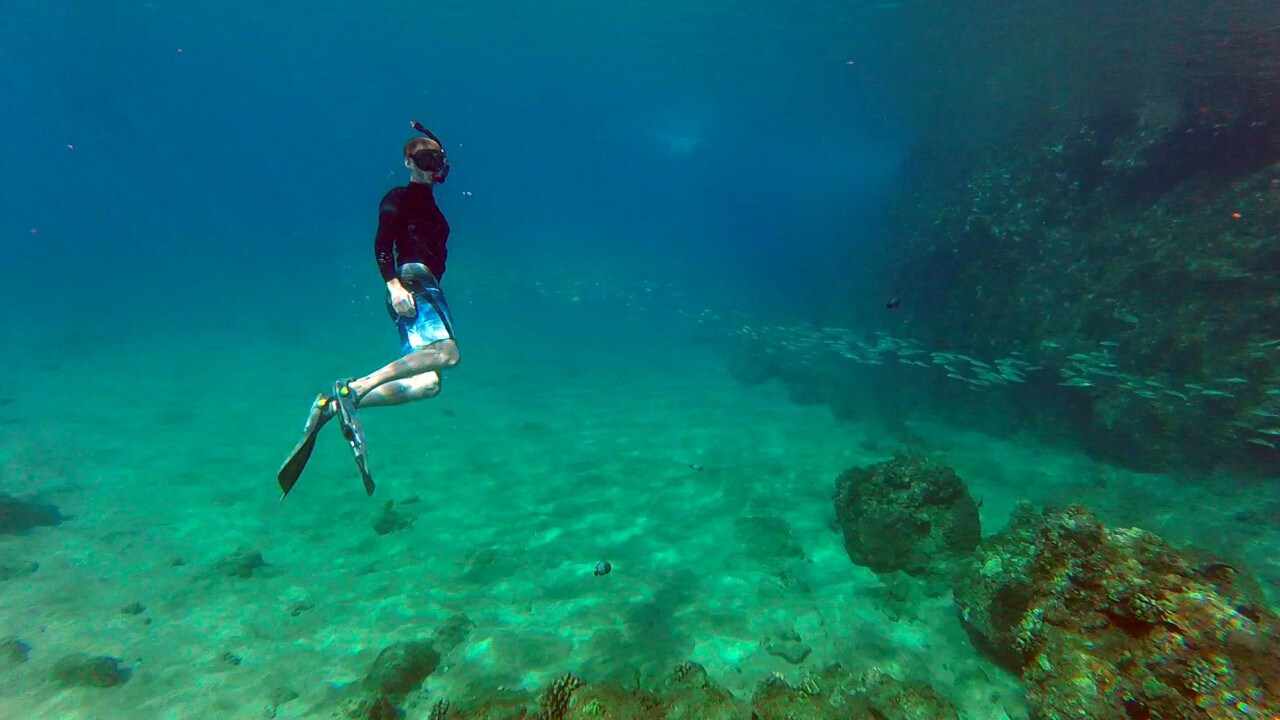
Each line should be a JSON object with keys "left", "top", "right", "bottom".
{"left": 409, "top": 119, "right": 450, "bottom": 183}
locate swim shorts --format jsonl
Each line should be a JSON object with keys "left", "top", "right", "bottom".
{"left": 389, "top": 264, "right": 455, "bottom": 355}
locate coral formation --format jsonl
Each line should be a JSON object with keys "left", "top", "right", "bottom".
{"left": 749, "top": 665, "right": 961, "bottom": 720}
{"left": 953, "top": 503, "right": 1280, "bottom": 719}
{"left": 833, "top": 451, "right": 981, "bottom": 578}
{"left": 536, "top": 673, "right": 585, "bottom": 720}
{"left": 437, "top": 662, "right": 959, "bottom": 720}
{"left": 661, "top": 662, "right": 749, "bottom": 720}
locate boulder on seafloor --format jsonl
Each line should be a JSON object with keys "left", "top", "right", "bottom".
{"left": 0, "top": 494, "right": 62, "bottom": 534}
{"left": 953, "top": 502, "right": 1280, "bottom": 719}
{"left": 0, "top": 636, "right": 31, "bottom": 668}
{"left": 362, "top": 640, "right": 440, "bottom": 701}
{"left": 833, "top": 451, "right": 981, "bottom": 577}
{"left": 51, "top": 654, "right": 131, "bottom": 687}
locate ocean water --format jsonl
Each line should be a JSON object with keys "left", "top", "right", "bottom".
{"left": 2, "top": 1, "right": 1278, "bottom": 718}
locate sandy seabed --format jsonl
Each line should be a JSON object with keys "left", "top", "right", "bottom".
{"left": 1, "top": 292, "right": 1276, "bottom": 720}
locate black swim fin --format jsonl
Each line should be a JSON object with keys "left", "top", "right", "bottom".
{"left": 277, "top": 394, "right": 335, "bottom": 498}
{"left": 334, "top": 380, "right": 376, "bottom": 496}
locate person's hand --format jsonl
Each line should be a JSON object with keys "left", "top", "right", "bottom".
{"left": 388, "top": 281, "right": 416, "bottom": 316}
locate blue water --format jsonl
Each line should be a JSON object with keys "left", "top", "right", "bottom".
{"left": 1, "top": 1, "right": 903, "bottom": 328}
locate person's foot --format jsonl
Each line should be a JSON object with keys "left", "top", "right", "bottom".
{"left": 302, "top": 393, "right": 336, "bottom": 435}
{"left": 333, "top": 378, "right": 362, "bottom": 411}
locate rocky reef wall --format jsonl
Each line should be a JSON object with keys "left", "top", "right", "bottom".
{"left": 881, "top": 1, "right": 1280, "bottom": 474}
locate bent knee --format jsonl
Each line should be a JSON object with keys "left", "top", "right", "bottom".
{"left": 406, "top": 373, "right": 441, "bottom": 399}
{"left": 437, "top": 340, "right": 460, "bottom": 368}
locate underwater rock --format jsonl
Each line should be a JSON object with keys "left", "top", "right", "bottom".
{"left": 364, "top": 695, "right": 398, "bottom": 720}
{"left": 0, "top": 494, "right": 62, "bottom": 534}
{"left": 764, "top": 628, "right": 811, "bottom": 665}
{"left": 0, "top": 636, "right": 31, "bottom": 668}
{"left": 269, "top": 686, "right": 299, "bottom": 705}
{"left": 749, "top": 665, "right": 960, "bottom": 720}
{"left": 845, "top": 669, "right": 960, "bottom": 720}
{"left": 431, "top": 687, "right": 532, "bottom": 719}
{"left": 953, "top": 503, "right": 1280, "bottom": 719}
{"left": 212, "top": 548, "right": 268, "bottom": 579}
{"left": 372, "top": 499, "right": 415, "bottom": 536}
{"left": 832, "top": 451, "right": 980, "bottom": 577}
{"left": 362, "top": 640, "right": 439, "bottom": 700}
{"left": 554, "top": 677, "right": 668, "bottom": 720}
{"left": 662, "top": 662, "right": 751, "bottom": 720}
{"left": 51, "top": 653, "right": 131, "bottom": 687}
{"left": 0, "top": 558, "right": 39, "bottom": 581}
{"left": 431, "top": 612, "right": 475, "bottom": 655}
{"left": 749, "top": 668, "right": 846, "bottom": 720}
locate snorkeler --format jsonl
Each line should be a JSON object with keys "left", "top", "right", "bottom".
{"left": 277, "top": 120, "right": 459, "bottom": 498}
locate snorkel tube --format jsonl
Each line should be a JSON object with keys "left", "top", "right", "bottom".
{"left": 409, "top": 120, "right": 450, "bottom": 184}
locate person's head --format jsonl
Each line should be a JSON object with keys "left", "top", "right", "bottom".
{"left": 404, "top": 137, "right": 446, "bottom": 184}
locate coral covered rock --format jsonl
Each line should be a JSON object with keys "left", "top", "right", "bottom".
{"left": 833, "top": 451, "right": 981, "bottom": 577}
{"left": 749, "top": 665, "right": 959, "bottom": 720}
{"left": 954, "top": 503, "right": 1280, "bottom": 719}
{"left": 661, "top": 662, "right": 750, "bottom": 720}
{"left": 845, "top": 669, "right": 960, "bottom": 720}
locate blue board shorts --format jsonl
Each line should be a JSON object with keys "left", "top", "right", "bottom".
{"left": 390, "top": 264, "right": 455, "bottom": 355}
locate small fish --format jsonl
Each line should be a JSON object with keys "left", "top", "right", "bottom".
{"left": 1201, "top": 390, "right": 1234, "bottom": 398}
{"left": 885, "top": 297, "right": 901, "bottom": 309}
{"left": 1099, "top": 341, "right": 1119, "bottom": 347}
{"left": 1257, "top": 428, "right": 1280, "bottom": 436}
{"left": 594, "top": 560, "right": 612, "bottom": 576}
{"left": 1246, "top": 438, "right": 1278, "bottom": 448}
{"left": 689, "top": 463, "right": 704, "bottom": 472}
{"left": 1260, "top": 339, "right": 1280, "bottom": 348}
{"left": 1221, "top": 377, "right": 1248, "bottom": 384}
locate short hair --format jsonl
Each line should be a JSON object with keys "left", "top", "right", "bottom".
{"left": 404, "top": 137, "right": 440, "bottom": 158}
{"left": 403, "top": 137, "right": 443, "bottom": 172}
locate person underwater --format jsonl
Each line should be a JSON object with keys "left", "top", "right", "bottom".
{"left": 277, "top": 120, "right": 459, "bottom": 498}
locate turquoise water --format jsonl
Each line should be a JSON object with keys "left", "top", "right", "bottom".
{"left": 3, "top": 2, "right": 1279, "bottom": 718}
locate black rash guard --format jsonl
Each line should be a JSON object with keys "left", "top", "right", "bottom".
{"left": 373, "top": 182, "right": 450, "bottom": 282}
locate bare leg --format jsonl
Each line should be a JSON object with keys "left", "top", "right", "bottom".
{"left": 359, "top": 372, "right": 441, "bottom": 408}
{"left": 349, "top": 339, "right": 459, "bottom": 403}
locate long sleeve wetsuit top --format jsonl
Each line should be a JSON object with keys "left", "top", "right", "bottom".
{"left": 374, "top": 182, "right": 450, "bottom": 282}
